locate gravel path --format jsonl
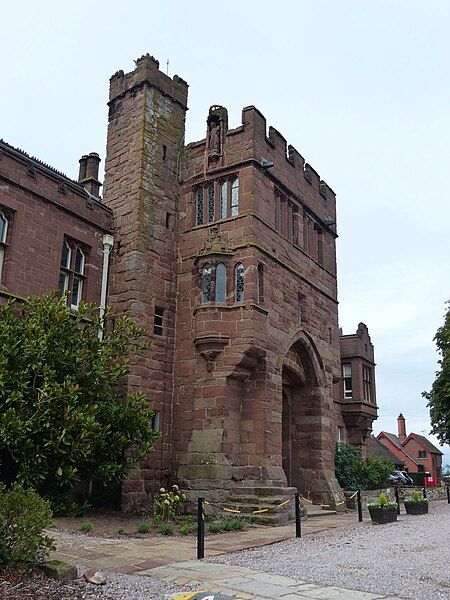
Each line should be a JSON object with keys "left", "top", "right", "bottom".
{"left": 207, "top": 502, "right": 450, "bottom": 600}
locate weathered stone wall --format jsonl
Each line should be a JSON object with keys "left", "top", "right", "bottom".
{"left": 103, "top": 55, "right": 188, "bottom": 509}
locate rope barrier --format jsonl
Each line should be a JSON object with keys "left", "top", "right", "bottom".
{"left": 347, "top": 491, "right": 358, "bottom": 500}
{"left": 301, "top": 496, "right": 313, "bottom": 504}
{"left": 202, "top": 497, "right": 293, "bottom": 515}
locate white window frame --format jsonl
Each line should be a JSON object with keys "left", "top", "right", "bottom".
{"left": 0, "top": 210, "right": 8, "bottom": 282}
{"left": 343, "top": 363, "right": 352, "bottom": 398}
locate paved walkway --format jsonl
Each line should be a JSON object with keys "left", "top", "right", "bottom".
{"left": 52, "top": 510, "right": 404, "bottom": 599}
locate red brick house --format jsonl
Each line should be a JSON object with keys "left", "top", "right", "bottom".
{"left": 377, "top": 414, "right": 443, "bottom": 483}
{"left": 0, "top": 54, "right": 380, "bottom": 512}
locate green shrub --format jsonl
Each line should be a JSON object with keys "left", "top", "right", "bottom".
{"left": 79, "top": 521, "right": 92, "bottom": 533}
{"left": 158, "top": 523, "right": 173, "bottom": 536}
{"left": 409, "top": 491, "right": 428, "bottom": 504}
{"left": 207, "top": 521, "right": 221, "bottom": 534}
{"left": 0, "top": 483, "right": 54, "bottom": 563}
{"left": 368, "top": 492, "right": 397, "bottom": 509}
{"left": 179, "top": 524, "right": 190, "bottom": 535}
{"left": 0, "top": 294, "right": 159, "bottom": 513}
{"left": 117, "top": 527, "right": 126, "bottom": 535}
{"left": 152, "top": 485, "right": 186, "bottom": 522}
{"left": 137, "top": 522, "right": 150, "bottom": 534}
{"left": 335, "top": 444, "right": 392, "bottom": 490}
{"left": 223, "top": 517, "right": 245, "bottom": 531}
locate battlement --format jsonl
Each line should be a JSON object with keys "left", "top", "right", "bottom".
{"left": 109, "top": 54, "right": 188, "bottom": 109}
{"left": 241, "top": 106, "right": 336, "bottom": 202}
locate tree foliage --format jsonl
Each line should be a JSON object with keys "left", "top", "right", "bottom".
{"left": 0, "top": 293, "right": 158, "bottom": 512}
{"left": 335, "top": 444, "right": 392, "bottom": 490}
{"left": 423, "top": 302, "right": 450, "bottom": 445}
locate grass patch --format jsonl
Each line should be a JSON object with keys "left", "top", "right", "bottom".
{"left": 79, "top": 522, "right": 92, "bottom": 533}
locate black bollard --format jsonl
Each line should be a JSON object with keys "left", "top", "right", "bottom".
{"left": 395, "top": 486, "right": 400, "bottom": 515}
{"left": 357, "top": 490, "right": 363, "bottom": 522}
{"left": 422, "top": 487, "right": 427, "bottom": 499}
{"left": 295, "top": 493, "right": 302, "bottom": 538}
{"left": 447, "top": 485, "right": 450, "bottom": 504}
{"left": 197, "top": 497, "right": 205, "bottom": 560}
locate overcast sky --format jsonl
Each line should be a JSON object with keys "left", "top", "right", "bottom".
{"left": 2, "top": 1, "right": 449, "bottom": 465}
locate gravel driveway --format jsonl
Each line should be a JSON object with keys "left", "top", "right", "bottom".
{"left": 208, "top": 502, "right": 450, "bottom": 600}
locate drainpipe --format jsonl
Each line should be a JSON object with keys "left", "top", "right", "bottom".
{"left": 99, "top": 234, "right": 114, "bottom": 339}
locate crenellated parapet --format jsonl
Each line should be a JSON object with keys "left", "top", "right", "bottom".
{"left": 183, "top": 104, "right": 336, "bottom": 229}
{"left": 109, "top": 54, "right": 188, "bottom": 110}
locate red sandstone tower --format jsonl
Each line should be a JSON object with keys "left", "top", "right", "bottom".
{"left": 102, "top": 56, "right": 377, "bottom": 514}
{"left": 103, "top": 55, "right": 188, "bottom": 509}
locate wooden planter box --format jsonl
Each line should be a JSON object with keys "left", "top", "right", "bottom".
{"left": 404, "top": 501, "right": 428, "bottom": 515}
{"left": 368, "top": 506, "right": 397, "bottom": 524}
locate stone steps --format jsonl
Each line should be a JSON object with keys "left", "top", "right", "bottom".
{"left": 220, "top": 486, "right": 299, "bottom": 525}
{"left": 306, "top": 503, "right": 338, "bottom": 518}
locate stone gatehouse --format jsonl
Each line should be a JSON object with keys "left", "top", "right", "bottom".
{"left": 0, "top": 54, "right": 378, "bottom": 512}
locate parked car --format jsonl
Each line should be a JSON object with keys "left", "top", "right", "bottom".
{"left": 389, "top": 470, "right": 413, "bottom": 485}
{"left": 400, "top": 471, "right": 414, "bottom": 485}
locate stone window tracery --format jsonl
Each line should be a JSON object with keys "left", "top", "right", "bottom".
{"left": 207, "top": 184, "right": 215, "bottom": 223}
{"left": 220, "top": 181, "right": 228, "bottom": 219}
{"left": 196, "top": 188, "right": 204, "bottom": 225}
{"left": 58, "top": 239, "right": 87, "bottom": 310}
{"left": 201, "top": 263, "right": 213, "bottom": 303}
{"left": 215, "top": 262, "right": 227, "bottom": 302}
{"left": 230, "top": 178, "right": 239, "bottom": 216}
{"left": 234, "top": 262, "right": 245, "bottom": 302}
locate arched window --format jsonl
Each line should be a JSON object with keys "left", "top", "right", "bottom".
{"left": 231, "top": 178, "right": 239, "bottom": 216}
{"left": 58, "top": 240, "right": 71, "bottom": 295}
{"left": 207, "top": 184, "right": 215, "bottom": 222}
{"left": 0, "top": 211, "right": 8, "bottom": 282}
{"left": 71, "top": 247, "right": 85, "bottom": 310}
{"left": 220, "top": 181, "right": 228, "bottom": 219}
{"left": 215, "top": 263, "right": 227, "bottom": 302}
{"left": 257, "top": 263, "right": 264, "bottom": 304}
{"left": 201, "top": 264, "right": 213, "bottom": 303}
{"left": 234, "top": 262, "right": 245, "bottom": 302}
{"left": 196, "top": 188, "right": 204, "bottom": 225}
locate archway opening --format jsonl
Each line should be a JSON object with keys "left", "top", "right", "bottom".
{"left": 281, "top": 340, "right": 324, "bottom": 498}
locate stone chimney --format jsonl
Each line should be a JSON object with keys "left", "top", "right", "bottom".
{"left": 78, "top": 152, "right": 102, "bottom": 197}
{"left": 397, "top": 413, "right": 406, "bottom": 441}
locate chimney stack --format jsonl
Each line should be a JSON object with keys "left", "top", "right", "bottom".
{"left": 397, "top": 413, "right": 406, "bottom": 441}
{"left": 78, "top": 152, "right": 102, "bottom": 197}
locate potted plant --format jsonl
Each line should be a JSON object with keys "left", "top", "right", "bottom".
{"left": 368, "top": 492, "right": 398, "bottom": 524}
{"left": 404, "top": 491, "right": 429, "bottom": 515}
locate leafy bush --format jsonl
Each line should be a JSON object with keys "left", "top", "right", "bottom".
{"left": 207, "top": 521, "right": 221, "bottom": 534}
{"left": 0, "top": 294, "right": 159, "bottom": 513}
{"left": 335, "top": 444, "right": 392, "bottom": 490}
{"left": 368, "top": 492, "right": 397, "bottom": 509}
{"left": 157, "top": 523, "right": 173, "bottom": 536}
{"left": 0, "top": 483, "right": 54, "bottom": 563}
{"left": 408, "top": 491, "right": 428, "bottom": 504}
{"left": 179, "top": 524, "right": 190, "bottom": 535}
{"left": 152, "top": 485, "right": 186, "bottom": 522}
{"left": 79, "top": 521, "right": 92, "bottom": 533}
{"left": 117, "top": 527, "right": 126, "bottom": 535}
{"left": 223, "top": 517, "right": 245, "bottom": 531}
{"left": 137, "top": 522, "right": 151, "bottom": 534}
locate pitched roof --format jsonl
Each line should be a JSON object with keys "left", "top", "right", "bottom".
{"left": 378, "top": 432, "right": 420, "bottom": 465}
{"left": 367, "top": 436, "right": 405, "bottom": 466}
{"left": 406, "top": 433, "right": 443, "bottom": 455}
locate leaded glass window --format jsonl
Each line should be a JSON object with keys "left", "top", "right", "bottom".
{"left": 60, "top": 241, "right": 71, "bottom": 269}
{"left": 234, "top": 262, "right": 245, "bottom": 302}
{"left": 215, "top": 263, "right": 227, "bottom": 302}
{"left": 231, "top": 179, "right": 239, "bottom": 216}
{"left": 220, "top": 181, "right": 228, "bottom": 219}
{"left": 71, "top": 247, "right": 85, "bottom": 310}
{"left": 202, "top": 264, "right": 213, "bottom": 303}
{"left": 196, "top": 188, "right": 204, "bottom": 225}
{"left": 0, "top": 211, "right": 7, "bottom": 283}
{"left": 207, "top": 184, "right": 215, "bottom": 223}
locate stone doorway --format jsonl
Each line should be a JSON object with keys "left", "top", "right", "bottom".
{"left": 281, "top": 338, "right": 326, "bottom": 501}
